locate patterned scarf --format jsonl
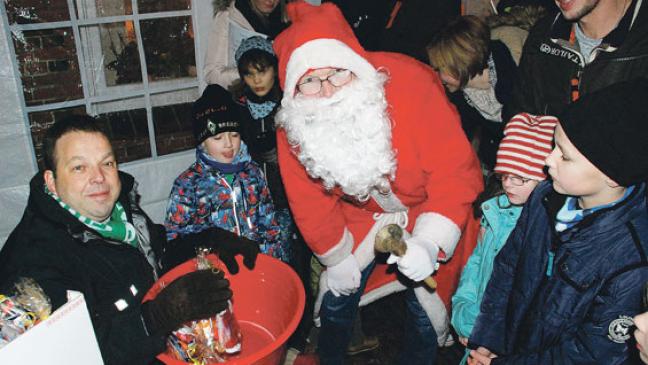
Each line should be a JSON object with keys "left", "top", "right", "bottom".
{"left": 246, "top": 99, "right": 277, "bottom": 120}
{"left": 555, "top": 186, "right": 635, "bottom": 232}
{"left": 463, "top": 53, "right": 503, "bottom": 122}
{"left": 45, "top": 186, "right": 138, "bottom": 247}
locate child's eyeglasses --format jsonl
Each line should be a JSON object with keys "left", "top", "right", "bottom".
{"left": 495, "top": 173, "right": 532, "bottom": 186}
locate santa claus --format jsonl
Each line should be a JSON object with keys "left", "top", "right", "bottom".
{"left": 273, "top": 2, "right": 483, "bottom": 363}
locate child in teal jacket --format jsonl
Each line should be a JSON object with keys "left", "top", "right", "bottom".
{"left": 451, "top": 113, "right": 557, "bottom": 364}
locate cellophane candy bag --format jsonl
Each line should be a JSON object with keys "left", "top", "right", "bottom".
{"left": 166, "top": 251, "right": 242, "bottom": 364}
{"left": 0, "top": 278, "right": 52, "bottom": 349}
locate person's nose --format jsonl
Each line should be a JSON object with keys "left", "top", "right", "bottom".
{"left": 501, "top": 176, "right": 514, "bottom": 189}
{"left": 253, "top": 74, "right": 262, "bottom": 85}
{"left": 224, "top": 134, "right": 233, "bottom": 148}
{"left": 320, "top": 79, "right": 336, "bottom": 98}
{"left": 545, "top": 147, "right": 558, "bottom": 168}
{"left": 90, "top": 165, "right": 106, "bottom": 184}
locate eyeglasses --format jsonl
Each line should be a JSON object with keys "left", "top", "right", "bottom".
{"left": 495, "top": 173, "right": 532, "bottom": 186}
{"left": 296, "top": 69, "right": 353, "bottom": 95}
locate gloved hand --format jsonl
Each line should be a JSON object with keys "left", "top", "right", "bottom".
{"left": 141, "top": 269, "right": 232, "bottom": 337}
{"left": 326, "top": 255, "right": 361, "bottom": 297}
{"left": 205, "top": 228, "right": 260, "bottom": 274}
{"left": 387, "top": 236, "right": 439, "bottom": 282}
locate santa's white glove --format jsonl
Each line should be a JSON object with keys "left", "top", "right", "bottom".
{"left": 387, "top": 236, "right": 439, "bottom": 282}
{"left": 326, "top": 255, "right": 361, "bottom": 297}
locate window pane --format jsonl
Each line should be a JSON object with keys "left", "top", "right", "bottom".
{"left": 79, "top": 21, "right": 142, "bottom": 91}
{"left": 138, "top": 0, "right": 191, "bottom": 13}
{"left": 75, "top": 0, "right": 133, "bottom": 19}
{"left": 14, "top": 28, "right": 83, "bottom": 106}
{"left": 6, "top": 0, "right": 69, "bottom": 24}
{"left": 152, "top": 88, "right": 198, "bottom": 156}
{"left": 29, "top": 106, "right": 87, "bottom": 170}
{"left": 92, "top": 97, "right": 152, "bottom": 163}
{"left": 141, "top": 16, "right": 195, "bottom": 82}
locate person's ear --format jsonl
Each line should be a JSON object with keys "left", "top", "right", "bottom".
{"left": 44, "top": 170, "right": 57, "bottom": 195}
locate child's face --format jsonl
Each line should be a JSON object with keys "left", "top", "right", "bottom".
{"left": 202, "top": 132, "right": 241, "bottom": 164}
{"left": 243, "top": 66, "right": 276, "bottom": 97}
{"left": 545, "top": 124, "right": 617, "bottom": 208}
{"left": 500, "top": 174, "right": 540, "bottom": 205}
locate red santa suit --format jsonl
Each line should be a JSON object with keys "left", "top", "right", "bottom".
{"left": 273, "top": 1, "right": 483, "bottom": 345}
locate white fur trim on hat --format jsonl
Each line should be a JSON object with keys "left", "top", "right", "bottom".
{"left": 283, "top": 39, "right": 376, "bottom": 99}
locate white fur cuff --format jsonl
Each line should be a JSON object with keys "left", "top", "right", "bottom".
{"left": 412, "top": 212, "right": 461, "bottom": 259}
{"left": 316, "top": 228, "right": 354, "bottom": 267}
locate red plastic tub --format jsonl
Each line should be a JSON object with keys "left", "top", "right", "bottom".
{"left": 143, "top": 254, "right": 305, "bottom": 365}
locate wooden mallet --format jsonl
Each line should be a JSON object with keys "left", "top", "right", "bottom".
{"left": 374, "top": 223, "right": 437, "bottom": 289}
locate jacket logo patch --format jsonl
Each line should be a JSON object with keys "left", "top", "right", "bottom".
{"left": 539, "top": 43, "right": 581, "bottom": 65}
{"left": 608, "top": 315, "right": 633, "bottom": 343}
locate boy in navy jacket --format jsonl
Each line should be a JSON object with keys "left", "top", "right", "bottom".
{"left": 468, "top": 79, "right": 648, "bottom": 365}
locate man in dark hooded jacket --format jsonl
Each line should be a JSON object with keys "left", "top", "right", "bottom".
{"left": 0, "top": 115, "right": 259, "bottom": 364}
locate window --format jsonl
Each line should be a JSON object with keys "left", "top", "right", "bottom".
{"left": 4, "top": 0, "right": 201, "bottom": 168}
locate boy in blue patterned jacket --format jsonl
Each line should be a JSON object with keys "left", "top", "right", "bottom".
{"left": 165, "top": 84, "right": 286, "bottom": 261}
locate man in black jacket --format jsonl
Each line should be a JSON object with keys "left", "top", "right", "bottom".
{"left": 0, "top": 115, "right": 259, "bottom": 364}
{"left": 509, "top": 0, "right": 648, "bottom": 119}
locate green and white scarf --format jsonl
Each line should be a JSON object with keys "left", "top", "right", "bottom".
{"left": 45, "top": 186, "right": 138, "bottom": 247}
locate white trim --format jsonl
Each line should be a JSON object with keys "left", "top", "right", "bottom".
{"left": 316, "top": 228, "right": 354, "bottom": 267}
{"left": 282, "top": 38, "right": 375, "bottom": 98}
{"left": 358, "top": 280, "right": 406, "bottom": 307}
{"left": 413, "top": 287, "right": 453, "bottom": 347}
{"left": 413, "top": 213, "right": 461, "bottom": 259}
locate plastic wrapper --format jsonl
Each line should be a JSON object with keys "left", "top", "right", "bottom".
{"left": 0, "top": 278, "right": 52, "bottom": 349}
{"left": 165, "top": 250, "right": 242, "bottom": 364}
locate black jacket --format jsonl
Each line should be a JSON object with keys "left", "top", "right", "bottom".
{"left": 236, "top": 86, "right": 289, "bottom": 210}
{"left": 0, "top": 172, "right": 170, "bottom": 364}
{"left": 509, "top": 0, "right": 648, "bottom": 118}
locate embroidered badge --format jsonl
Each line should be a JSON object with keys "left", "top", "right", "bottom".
{"left": 607, "top": 315, "right": 634, "bottom": 343}
{"left": 207, "top": 120, "right": 217, "bottom": 134}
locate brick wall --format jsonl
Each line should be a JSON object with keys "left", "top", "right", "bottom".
{"left": 14, "top": 28, "right": 83, "bottom": 106}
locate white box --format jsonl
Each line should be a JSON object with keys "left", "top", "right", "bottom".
{"left": 0, "top": 290, "right": 104, "bottom": 364}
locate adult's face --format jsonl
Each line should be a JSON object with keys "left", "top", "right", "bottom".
{"left": 44, "top": 131, "right": 121, "bottom": 222}
{"left": 251, "top": 0, "right": 279, "bottom": 16}
{"left": 296, "top": 68, "right": 354, "bottom": 98}
{"left": 555, "top": 0, "right": 600, "bottom": 21}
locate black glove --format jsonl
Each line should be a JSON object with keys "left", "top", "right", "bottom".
{"left": 205, "top": 228, "right": 260, "bottom": 274}
{"left": 161, "top": 227, "right": 260, "bottom": 274}
{"left": 141, "top": 269, "right": 232, "bottom": 337}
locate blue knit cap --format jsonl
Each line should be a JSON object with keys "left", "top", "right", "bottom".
{"left": 235, "top": 36, "right": 274, "bottom": 64}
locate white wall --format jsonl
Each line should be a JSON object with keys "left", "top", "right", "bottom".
{"left": 0, "top": 16, "right": 39, "bottom": 246}
{"left": 0, "top": 1, "right": 215, "bottom": 247}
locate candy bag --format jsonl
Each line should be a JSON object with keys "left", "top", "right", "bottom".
{"left": 166, "top": 250, "right": 242, "bottom": 364}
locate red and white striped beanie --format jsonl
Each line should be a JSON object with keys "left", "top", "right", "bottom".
{"left": 494, "top": 113, "right": 558, "bottom": 180}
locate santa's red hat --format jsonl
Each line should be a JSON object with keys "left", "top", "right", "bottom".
{"left": 273, "top": 1, "right": 377, "bottom": 98}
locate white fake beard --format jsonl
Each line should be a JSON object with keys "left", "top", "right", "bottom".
{"left": 276, "top": 71, "right": 396, "bottom": 201}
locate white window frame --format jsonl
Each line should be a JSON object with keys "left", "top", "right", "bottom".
{"left": 1, "top": 0, "right": 211, "bottom": 170}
